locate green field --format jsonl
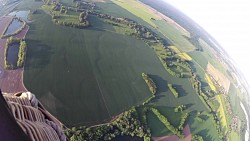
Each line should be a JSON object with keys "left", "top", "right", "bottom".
{"left": 153, "top": 20, "right": 196, "bottom": 52}
{"left": 146, "top": 109, "right": 172, "bottom": 136}
{"left": 23, "top": 10, "right": 180, "bottom": 126}
{"left": 10, "top": 0, "right": 246, "bottom": 140}
{"left": 110, "top": 0, "right": 160, "bottom": 28}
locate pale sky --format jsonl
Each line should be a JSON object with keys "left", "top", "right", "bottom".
{"left": 164, "top": 0, "right": 250, "bottom": 85}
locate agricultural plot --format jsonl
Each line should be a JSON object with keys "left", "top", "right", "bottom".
{"left": 169, "top": 46, "right": 192, "bottom": 61}
{"left": 215, "top": 95, "right": 229, "bottom": 133}
{"left": 146, "top": 110, "right": 172, "bottom": 136}
{"left": 0, "top": 16, "right": 28, "bottom": 93}
{"left": 41, "top": 5, "right": 79, "bottom": 24}
{"left": 110, "top": 0, "right": 160, "bottom": 28}
{"left": 189, "top": 39, "right": 231, "bottom": 80}
{"left": 206, "top": 63, "right": 230, "bottom": 94}
{"left": 153, "top": 20, "right": 196, "bottom": 52}
{"left": 23, "top": 11, "right": 174, "bottom": 126}
{"left": 205, "top": 73, "right": 217, "bottom": 92}
{"left": 9, "top": 0, "right": 245, "bottom": 140}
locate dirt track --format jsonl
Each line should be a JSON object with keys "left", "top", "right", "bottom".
{"left": 0, "top": 16, "right": 28, "bottom": 93}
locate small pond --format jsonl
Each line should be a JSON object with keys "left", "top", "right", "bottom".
{"left": 4, "top": 18, "right": 24, "bottom": 35}
{"left": 8, "top": 10, "right": 30, "bottom": 22}
{"left": 6, "top": 43, "right": 19, "bottom": 67}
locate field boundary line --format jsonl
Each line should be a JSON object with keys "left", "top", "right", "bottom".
{"left": 82, "top": 35, "right": 112, "bottom": 118}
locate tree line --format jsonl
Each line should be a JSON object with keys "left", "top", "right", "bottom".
{"left": 4, "top": 37, "right": 27, "bottom": 69}
{"left": 142, "top": 73, "right": 157, "bottom": 95}
{"left": 168, "top": 84, "right": 179, "bottom": 98}
{"left": 1, "top": 17, "right": 27, "bottom": 39}
{"left": 65, "top": 107, "right": 151, "bottom": 141}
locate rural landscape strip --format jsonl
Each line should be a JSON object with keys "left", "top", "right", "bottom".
{"left": 0, "top": 0, "right": 247, "bottom": 140}
{"left": 35, "top": 0, "right": 234, "bottom": 140}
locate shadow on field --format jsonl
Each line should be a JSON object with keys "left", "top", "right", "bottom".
{"left": 189, "top": 62, "right": 209, "bottom": 90}
{"left": 198, "top": 129, "right": 213, "bottom": 141}
{"left": 175, "top": 84, "right": 187, "bottom": 97}
{"left": 149, "top": 74, "right": 168, "bottom": 94}
{"left": 24, "top": 39, "right": 54, "bottom": 69}
{"left": 189, "top": 61, "right": 196, "bottom": 73}
{"left": 185, "top": 103, "right": 194, "bottom": 109}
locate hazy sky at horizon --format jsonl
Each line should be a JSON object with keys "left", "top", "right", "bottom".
{"left": 164, "top": 0, "right": 250, "bottom": 84}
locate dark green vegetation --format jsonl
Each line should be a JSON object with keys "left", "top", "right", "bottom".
{"left": 142, "top": 73, "right": 157, "bottom": 95}
{"left": 24, "top": 9, "right": 168, "bottom": 125}
{"left": 150, "top": 107, "right": 183, "bottom": 138}
{"left": 1, "top": 17, "right": 26, "bottom": 39}
{"left": 4, "top": 37, "right": 27, "bottom": 69}
{"left": 168, "top": 84, "right": 179, "bottom": 98}
{"left": 42, "top": 3, "right": 90, "bottom": 28}
{"left": 65, "top": 107, "right": 151, "bottom": 141}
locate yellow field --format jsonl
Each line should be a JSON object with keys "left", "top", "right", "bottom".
{"left": 169, "top": 46, "right": 180, "bottom": 53}
{"left": 205, "top": 73, "right": 217, "bottom": 91}
{"left": 229, "top": 131, "right": 240, "bottom": 141}
{"left": 110, "top": 0, "right": 160, "bottom": 27}
{"left": 207, "top": 63, "right": 230, "bottom": 94}
{"left": 215, "top": 95, "right": 228, "bottom": 133}
{"left": 169, "top": 46, "right": 192, "bottom": 61}
{"left": 178, "top": 53, "right": 192, "bottom": 61}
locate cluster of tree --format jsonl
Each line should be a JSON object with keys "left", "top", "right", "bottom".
{"left": 65, "top": 108, "right": 151, "bottom": 141}
{"left": 178, "top": 113, "right": 189, "bottom": 130}
{"left": 1, "top": 17, "right": 27, "bottom": 39}
{"left": 190, "top": 72, "right": 224, "bottom": 139}
{"left": 49, "top": 2, "right": 90, "bottom": 28}
{"left": 90, "top": 9, "right": 226, "bottom": 139}
{"left": 150, "top": 108, "right": 183, "bottom": 138}
{"left": 75, "top": 1, "right": 95, "bottom": 10}
{"left": 53, "top": 19, "right": 89, "bottom": 28}
{"left": 159, "top": 57, "right": 182, "bottom": 78}
{"left": 192, "top": 135, "right": 204, "bottom": 141}
{"left": 4, "top": 37, "right": 26, "bottom": 69}
{"left": 142, "top": 73, "right": 157, "bottom": 95}
{"left": 89, "top": 11, "right": 166, "bottom": 43}
{"left": 130, "top": 24, "right": 155, "bottom": 40}
{"left": 89, "top": 11, "right": 134, "bottom": 26}
{"left": 175, "top": 58, "right": 192, "bottom": 71}
{"left": 191, "top": 73, "right": 210, "bottom": 100}
{"left": 174, "top": 105, "right": 186, "bottom": 112}
{"left": 52, "top": 3, "right": 61, "bottom": 11}
{"left": 90, "top": 11, "right": 195, "bottom": 79}
{"left": 114, "top": 108, "right": 151, "bottom": 139}
{"left": 60, "top": 6, "right": 67, "bottom": 14}
{"left": 168, "top": 84, "right": 179, "bottom": 98}
{"left": 79, "top": 11, "right": 88, "bottom": 23}
{"left": 17, "top": 40, "right": 27, "bottom": 67}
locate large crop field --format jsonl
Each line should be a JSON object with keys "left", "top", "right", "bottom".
{"left": 110, "top": 0, "right": 160, "bottom": 28}
{"left": 7, "top": 0, "right": 246, "bottom": 140}
{"left": 215, "top": 95, "right": 228, "bottom": 133}
{"left": 153, "top": 20, "right": 196, "bottom": 52}
{"left": 23, "top": 10, "right": 175, "bottom": 126}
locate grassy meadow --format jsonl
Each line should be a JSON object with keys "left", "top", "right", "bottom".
{"left": 110, "top": 0, "right": 160, "bottom": 27}
{"left": 153, "top": 20, "right": 196, "bottom": 52}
